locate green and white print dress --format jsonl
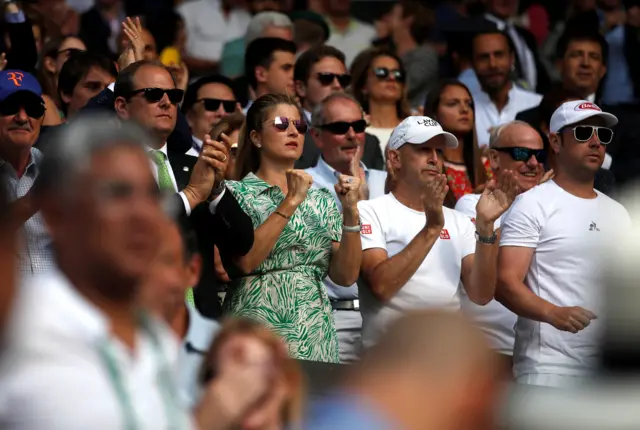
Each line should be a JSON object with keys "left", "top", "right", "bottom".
{"left": 224, "top": 173, "right": 341, "bottom": 363}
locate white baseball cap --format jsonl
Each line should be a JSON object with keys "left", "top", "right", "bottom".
{"left": 387, "top": 116, "right": 458, "bottom": 151}
{"left": 550, "top": 100, "right": 618, "bottom": 133}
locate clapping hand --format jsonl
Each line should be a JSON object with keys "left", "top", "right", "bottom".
{"left": 122, "top": 17, "right": 145, "bottom": 62}
{"left": 476, "top": 170, "right": 519, "bottom": 225}
{"left": 183, "top": 133, "right": 230, "bottom": 208}
{"left": 422, "top": 174, "right": 449, "bottom": 230}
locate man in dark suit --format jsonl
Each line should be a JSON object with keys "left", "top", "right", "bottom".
{"left": 113, "top": 60, "right": 254, "bottom": 317}
{"left": 293, "top": 44, "right": 384, "bottom": 170}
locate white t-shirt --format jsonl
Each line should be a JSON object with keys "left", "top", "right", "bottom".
{"left": 455, "top": 193, "right": 517, "bottom": 356}
{"left": 358, "top": 193, "right": 476, "bottom": 348}
{"left": 500, "top": 180, "right": 631, "bottom": 379}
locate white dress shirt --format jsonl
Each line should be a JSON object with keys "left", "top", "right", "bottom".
{"left": 0, "top": 268, "right": 194, "bottom": 430}
{"left": 473, "top": 83, "right": 542, "bottom": 147}
{"left": 178, "top": 0, "right": 251, "bottom": 62}
{"left": 186, "top": 136, "right": 203, "bottom": 157}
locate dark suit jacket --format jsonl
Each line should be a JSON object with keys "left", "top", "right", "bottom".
{"left": 78, "top": 7, "right": 118, "bottom": 61}
{"left": 295, "top": 132, "right": 385, "bottom": 170}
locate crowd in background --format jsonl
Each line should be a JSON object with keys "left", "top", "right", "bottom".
{"left": 0, "top": 0, "right": 639, "bottom": 428}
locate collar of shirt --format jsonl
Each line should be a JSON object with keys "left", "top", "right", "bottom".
{"left": 108, "top": 82, "right": 115, "bottom": 92}
{"left": 484, "top": 13, "right": 513, "bottom": 30}
{"left": 315, "top": 156, "right": 369, "bottom": 182}
{"left": 304, "top": 109, "right": 312, "bottom": 124}
{"left": 587, "top": 93, "right": 596, "bottom": 102}
{"left": 475, "top": 82, "right": 521, "bottom": 109}
{"left": 146, "top": 142, "right": 170, "bottom": 158}
{"left": 192, "top": 136, "right": 203, "bottom": 153}
{"left": 183, "top": 301, "right": 220, "bottom": 354}
{"left": 0, "top": 146, "right": 43, "bottom": 179}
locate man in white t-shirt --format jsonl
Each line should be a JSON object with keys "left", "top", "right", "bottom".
{"left": 456, "top": 120, "right": 547, "bottom": 372}
{"left": 358, "top": 116, "right": 518, "bottom": 348}
{"left": 497, "top": 100, "right": 631, "bottom": 387}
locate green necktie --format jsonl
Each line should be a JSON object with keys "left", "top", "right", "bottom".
{"left": 185, "top": 287, "right": 195, "bottom": 308}
{"left": 150, "top": 150, "right": 174, "bottom": 192}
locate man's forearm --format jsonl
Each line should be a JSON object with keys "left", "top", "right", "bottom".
{"left": 329, "top": 207, "right": 362, "bottom": 286}
{"left": 496, "top": 278, "right": 555, "bottom": 322}
{"left": 465, "top": 241, "right": 499, "bottom": 305}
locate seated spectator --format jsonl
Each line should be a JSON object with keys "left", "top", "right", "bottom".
{"left": 78, "top": 0, "right": 126, "bottom": 60}
{"left": 0, "top": 183, "right": 15, "bottom": 341}
{"left": 290, "top": 10, "right": 330, "bottom": 54}
{"left": 294, "top": 44, "right": 383, "bottom": 170}
{"left": 388, "top": 0, "right": 439, "bottom": 110}
{"left": 223, "top": 93, "right": 362, "bottom": 363}
{"left": 351, "top": 48, "right": 411, "bottom": 158}
{"left": 358, "top": 116, "right": 516, "bottom": 349}
{"left": 221, "top": 11, "right": 293, "bottom": 78}
{"left": 182, "top": 74, "right": 239, "bottom": 157}
{"left": 324, "top": 0, "right": 376, "bottom": 67}
{"left": 423, "top": 79, "right": 490, "bottom": 204}
{"left": 199, "top": 318, "right": 305, "bottom": 430}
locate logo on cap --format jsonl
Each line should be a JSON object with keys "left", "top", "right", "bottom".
{"left": 417, "top": 118, "right": 439, "bottom": 127}
{"left": 6, "top": 72, "right": 24, "bottom": 87}
{"left": 575, "top": 102, "right": 601, "bottom": 112}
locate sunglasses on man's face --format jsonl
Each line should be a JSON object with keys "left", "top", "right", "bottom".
{"left": 569, "top": 125, "right": 613, "bottom": 145}
{"left": 373, "top": 67, "right": 405, "bottom": 83}
{"left": 320, "top": 119, "right": 367, "bottom": 135}
{"left": 199, "top": 98, "right": 236, "bottom": 113}
{"left": 270, "top": 116, "right": 308, "bottom": 134}
{"left": 494, "top": 147, "right": 547, "bottom": 163}
{"left": 128, "top": 88, "right": 184, "bottom": 105}
{"left": 316, "top": 72, "right": 352, "bottom": 88}
{"left": 0, "top": 97, "right": 45, "bottom": 118}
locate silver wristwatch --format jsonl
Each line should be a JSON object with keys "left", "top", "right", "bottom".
{"left": 343, "top": 221, "right": 362, "bottom": 233}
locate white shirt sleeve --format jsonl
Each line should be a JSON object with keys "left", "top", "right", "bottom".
{"left": 208, "top": 188, "right": 225, "bottom": 214}
{"left": 358, "top": 200, "right": 387, "bottom": 251}
{"left": 454, "top": 194, "right": 479, "bottom": 219}
{"left": 178, "top": 192, "right": 192, "bottom": 216}
{"left": 499, "top": 195, "right": 542, "bottom": 248}
{"left": 460, "top": 215, "right": 477, "bottom": 259}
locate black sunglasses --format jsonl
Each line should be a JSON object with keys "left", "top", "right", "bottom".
{"left": 320, "top": 119, "right": 367, "bottom": 135}
{"left": 128, "top": 88, "right": 184, "bottom": 104}
{"left": 373, "top": 67, "right": 405, "bottom": 83}
{"left": 199, "top": 98, "right": 236, "bottom": 113}
{"left": 270, "top": 116, "right": 308, "bottom": 134}
{"left": 570, "top": 125, "right": 613, "bottom": 145}
{"left": 0, "top": 97, "right": 45, "bottom": 118}
{"left": 316, "top": 72, "right": 352, "bottom": 88}
{"left": 494, "top": 147, "right": 547, "bottom": 163}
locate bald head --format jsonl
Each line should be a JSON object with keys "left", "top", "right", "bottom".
{"left": 490, "top": 121, "right": 541, "bottom": 149}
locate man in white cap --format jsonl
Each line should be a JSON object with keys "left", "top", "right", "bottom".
{"left": 497, "top": 100, "right": 631, "bottom": 387}
{"left": 358, "top": 116, "right": 518, "bottom": 349}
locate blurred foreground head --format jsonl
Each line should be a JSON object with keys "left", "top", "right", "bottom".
{"left": 353, "top": 311, "right": 501, "bottom": 430}
{"left": 0, "top": 181, "right": 15, "bottom": 338}
{"left": 37, "top": 114, "right": 164, "bottom": 301}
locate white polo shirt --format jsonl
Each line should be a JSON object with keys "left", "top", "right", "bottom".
{"left": 0, "top": 269, "right": 194, "bottom": 430}
{"left": 455, "top": 193, "right": 517, "bottom": 356}
{"left": 358, "top": 193, "right": 476, "bottom": 348}
{"left": 500, "top": 180, "right": 631, "bottom": 380}
{"left": 473, "top": 84, "right": 542, "bottom": 147}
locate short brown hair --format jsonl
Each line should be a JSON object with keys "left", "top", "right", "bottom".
{"left": 400, "top": 0, "right": 434, "bottom": 45}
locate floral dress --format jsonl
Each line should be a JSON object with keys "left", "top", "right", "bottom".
{"left": 444, "top": 157, "right": 494, "bottom": 201}
{"left": 224, "top": 173, "right": 341, "bottom": 363}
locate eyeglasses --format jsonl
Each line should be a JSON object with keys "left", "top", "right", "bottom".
{"left": 320, "top": 119, "right": 367, "bottom": 134}
{"left": 198, "top": 98, "right": 236, "bottom": 113}
{"left": 128, "top": 88, "right": 184, "bottom": 105}
{"left": 0, "top": 97, "right": 45, "bottom": 118}
{"left": 56, "top": 48, "right": 85, "bottom": 58}
{"left": 316, "top": 72, "right": 352, "bottom": 88}
{"left": 270, "top": 116, "right": 308, "bottom": 134}
{"left": 570, "top": 125, "right": 613, "bottom": 145}
{"left": 493, "top": 147, "right": 547, "bottom": 163}
{"left": 373, "top": 67, "right": 405, "bottom": 83}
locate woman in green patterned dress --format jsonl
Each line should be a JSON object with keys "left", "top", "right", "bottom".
{"left": 221, "top": 94, "right": 363, "bottom": 363}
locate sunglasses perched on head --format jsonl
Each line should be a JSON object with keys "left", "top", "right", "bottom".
{"left": 316, "top": 72, "right": 352, "bottom": 88}
{"left": 568, "top": 125, "right": 613, "bottom": 145}
{"left": 270, "top": 116, "right": 308, "bottom": 134}
{"left": 493, "top": 147, "right": 547, "bottom": 163}
{"left": 128, "top": 88, "right": 184, "bottom": 105}
{"left": 0, "top": 97, "right": 45, "bottom": 118}
{"left": 320, "top": 119, "right": 367, "bottom": 135}
{"left": 198, "top": 98, "right": 236, "bottom": 113}
{"left": 373, "top": 67, "right": 405, "bottom": 82}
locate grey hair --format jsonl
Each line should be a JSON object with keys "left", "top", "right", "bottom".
{"left": 245, "top": 12, "right": 294, "bottom": 46}
{"left": 37, "top": 113, "right": 156, "bottom": 197}
{"left": 311, "top": 92, "right": 364, "bottom": 129}
{"left": 489, "top": 120, "right": 534, "bottom": 148}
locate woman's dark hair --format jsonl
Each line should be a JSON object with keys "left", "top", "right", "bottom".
{"left": 235, "top": 93, "right": 303, "bottom": 180}
{"left": 349, "top": 48, "right": 411, "bottom": 119}
{"left": 423, "top": 79, "right": 487, "bottom": 207}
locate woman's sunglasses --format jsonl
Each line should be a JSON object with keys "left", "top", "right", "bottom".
{"left": 198, "top": 98, "right": 236, "bottom": 113}
{"left": 271, "top": 116, "right": 308, "bottom": 134}
{"left": 569, "top": 125, "right": 613, "bottom": 145}
{"left": 320, "top": 119, "right": 367, "bottom": 135}
{"left": 493, "top": 147, "right": 547, "bottom": 163}
{"left": 128, "top": 88, "right": 185, "bottom": 105}
{"left": 373, "top": 67, "right": 405, "bottom": 83}
{"left": 316, "top": 72, "right": 352, "bottom": 88}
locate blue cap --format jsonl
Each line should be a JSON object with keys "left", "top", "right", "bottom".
{"left": 0, "top": 70, "right": 43, "bottom": 103}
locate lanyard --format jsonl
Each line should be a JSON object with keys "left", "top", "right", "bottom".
{"left": 97, "top": 316, "right": 185, "bottom": 430}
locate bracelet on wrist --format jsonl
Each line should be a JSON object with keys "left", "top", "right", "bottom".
{"left": 274, "top": 211, "right": 290, "bottom": 220}
{"left": 343, "top": 220, "right": 361, "bottom": 233}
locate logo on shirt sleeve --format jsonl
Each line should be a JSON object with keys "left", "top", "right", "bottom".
{"left": 362, "top": 224, "right": 372, "bottom": 235}
{"left": 440, "top": 229, "right": 450, "bottom": 239}
{"left": 470, "top": 217, "right": 476, "bottom": 224}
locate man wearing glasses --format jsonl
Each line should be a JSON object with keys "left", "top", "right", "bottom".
{"left": 455, "top": 120, "right": 546, "bottom": 375}
{"left": 114, "top": 61, "right": 254, "bottom": 318}
{"left": 497, "top": 100, "right": 630, "bottom": 387}
{"left": 305, "top": 91, "right": 387, "bottom": 362}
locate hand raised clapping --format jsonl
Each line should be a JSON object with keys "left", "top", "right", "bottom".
{"left": 476, "top": 169, "right": 519, "bottom": 224}
{"left": 422, "top": 174, "right": 449, "bottom": 230}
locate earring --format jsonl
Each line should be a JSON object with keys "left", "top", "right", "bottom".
{"left": 256, "top": 144, "right": 262, "bottom": 148}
